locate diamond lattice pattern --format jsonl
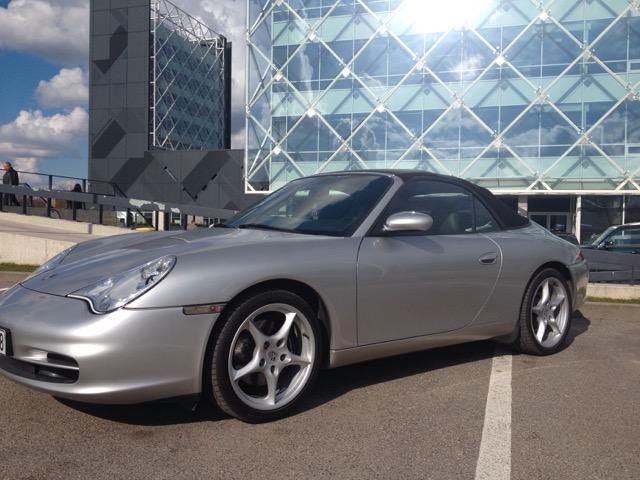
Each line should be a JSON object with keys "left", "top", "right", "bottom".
{"left": 152, "top": 0, "right": 227, "bottom": 151}
{"left": 245, "top": 0, "right": 640, "bottom": 193}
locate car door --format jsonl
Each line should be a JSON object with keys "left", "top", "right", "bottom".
{"left": 357, "top": 179, "right": 502, "bottom": 345}
{"left": 601, "top": 227, "right": 640, "bottom": 254}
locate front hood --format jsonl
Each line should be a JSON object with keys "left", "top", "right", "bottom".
{"left": 22, "top": 228, "right": 311, "bottom": 296}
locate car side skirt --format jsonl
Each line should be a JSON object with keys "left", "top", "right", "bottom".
{"left": 328, "top": 322, "right": 513, "bottom": 368}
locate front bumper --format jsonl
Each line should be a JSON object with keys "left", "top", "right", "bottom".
{"left": 569, "top": 259, "right": 589, "bottom": 311}
{"left": 0, "top": 285, "right": 219, "bottom": 404}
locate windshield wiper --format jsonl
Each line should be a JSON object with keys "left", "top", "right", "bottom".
{"left": 237, "top": 223, "right": 293, "bottom": 233}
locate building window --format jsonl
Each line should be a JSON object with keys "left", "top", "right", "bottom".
{"left": 580, "top": 196, "right": 623, "bottom": 244}
{"left": 528, "top": 196, "right": 571, "bottom": 213}
{"left": 625, "top": 196, "right": 640, "bottom": 224}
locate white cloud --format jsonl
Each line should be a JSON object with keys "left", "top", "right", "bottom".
{"left": 0, "top": 107, "right": 88, "bottom": 162}
{"left": 12, "top": 157, "right": 39, "bottom": 172}
{"left": 35, "top": 68, "right": 88, "bottom": 108}
{"left": 0, "top": 0, "right": 89, "bottom": 65}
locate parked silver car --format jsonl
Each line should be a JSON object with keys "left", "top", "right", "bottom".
{"left": 0, "top": 171, "right": 588, "bottom": 422}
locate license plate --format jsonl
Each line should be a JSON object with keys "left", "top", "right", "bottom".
{"left": 0, "top": 328, "right": 7, "bottom": 356}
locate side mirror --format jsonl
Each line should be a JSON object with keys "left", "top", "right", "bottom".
{"left": 383, "top": 211, "right": 433, "bottom": 233}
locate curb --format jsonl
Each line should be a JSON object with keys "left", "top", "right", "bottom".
{"left": 587, "top": 283, "right": 640, "bottom": 301}
{"left": 580, "top": 302, "right": 640, "bottom": 321}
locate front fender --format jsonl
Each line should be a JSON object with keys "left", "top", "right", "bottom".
{"left": 127, "top": 237, "right": 361, "bottom": 350}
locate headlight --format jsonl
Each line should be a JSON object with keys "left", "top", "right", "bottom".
{"left": 27, "top": 245, "right": 76, "bottom": 280}
{"left": 68, "top": 256, "right": 176, "bottom": 314}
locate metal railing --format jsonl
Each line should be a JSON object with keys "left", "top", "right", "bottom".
{"left": 12, "top": 170, "right": 125, "bottom": 197}
{"left": 4, "top": 170, "right": 150, "bottom": 227}
{"left": 0, "top": 184, "right": 237, "bottom": 231}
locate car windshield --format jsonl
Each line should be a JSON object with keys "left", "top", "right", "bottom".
{"left": 226, "top": 174, "right": 392, "bottom": 236}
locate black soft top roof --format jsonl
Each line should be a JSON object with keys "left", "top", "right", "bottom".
{"left": 326, "top": 170, "right": 530, "bottom": 230}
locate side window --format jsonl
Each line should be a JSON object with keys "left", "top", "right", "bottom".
{"left": 383, "top": 180, "right": 474, "bottom": 235}
{"left": 474, "top": 198, "right": 499, "bottom": 233}
{"left": 625, "top": 229, "right": 640, "bottom": 245}
{"left": 607, "top": 228, "right": 640, "bottom": 247}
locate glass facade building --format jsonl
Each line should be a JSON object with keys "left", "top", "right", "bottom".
{"left": 151, "top": 0, "right": 230, "bottom": 151}
{"left": 245, "top": 0, "right": 640, "bottom": 242}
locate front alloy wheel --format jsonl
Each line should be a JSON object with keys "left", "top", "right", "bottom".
{"left": 209, "top": 290, "right": 321, "bottom": 422}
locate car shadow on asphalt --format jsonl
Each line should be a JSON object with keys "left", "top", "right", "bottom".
{"left": 299, "top": 340, "right": 499, "bottom": 414}
{"left": 55, "top": 314, "right": 591, "bottom": 426}
{"left": 566, "top": 311, "right": 591, "bottom": 347}
{"left": 299, "top": 314, "right": 590, "bottom": 415}
{"left": 56, "top": 396, "right": 229, "bottom": 425}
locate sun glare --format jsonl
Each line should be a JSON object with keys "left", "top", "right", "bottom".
{"left": 397, "top": 0, "right": 493, "bottom": 33}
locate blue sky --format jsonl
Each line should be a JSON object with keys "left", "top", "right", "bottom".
{"left": 0, "top": 0, "right": 245, "bottom": 180}
{"left": 0, "top": 51, "right": 59, "bottom": 124}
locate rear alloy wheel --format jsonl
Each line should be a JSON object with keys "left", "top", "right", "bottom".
{"left": 209, "top": 290, "right": 321, "bottom": 422}
{"left": 515, "top": 268, "right": 572, "bottom": 355}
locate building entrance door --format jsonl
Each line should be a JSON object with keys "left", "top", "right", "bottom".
{"left": 529, "top": 212, "right": 571, "bottom": 233}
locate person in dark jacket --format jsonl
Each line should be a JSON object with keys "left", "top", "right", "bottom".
{"left": 70, "top": 183, "right": 85, "bottom": 210}
{"left": 2, "top": 162, "right": 19, "bottom": 206}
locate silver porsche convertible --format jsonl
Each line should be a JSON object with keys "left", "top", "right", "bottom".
{"left": 0, "top": 171, "right": 588, "bottom": 422}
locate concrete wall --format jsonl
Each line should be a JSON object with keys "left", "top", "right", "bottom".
{"left": 587, "top": 283, "right": 640, "bottom": 301}
{"left": 0, "top": 212, "right": 134, "bottom": 264}
{"left": 0, "top": 233, "right": 75, "bottom": 265}
{"left": 120, "top": 149, "right": 257, "bottom": 211}
{"left": 0, "top": 212, "right": 129, "bottom": 236}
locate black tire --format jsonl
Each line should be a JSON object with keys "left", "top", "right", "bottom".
{"left": 514, "top": 268, "right": 573, "bottom": 355}
{"left": 207, "top": 289, "right": 322, "bottom": 423}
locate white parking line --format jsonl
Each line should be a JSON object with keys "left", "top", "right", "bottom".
{"left": 474, "top": 349, "right": 512, "bottom": 480}
{"left": 0, "top": 288, "right": 8, "bottom": 292}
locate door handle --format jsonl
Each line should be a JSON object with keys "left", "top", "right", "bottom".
{"left": 478, "top": 253, "right": 498, "bottom": 265}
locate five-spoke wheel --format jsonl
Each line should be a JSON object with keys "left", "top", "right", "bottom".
{"left": 228, "top": 303, "right": 315, "bottom": 411}
{"left": 515, "top": 268, "right": 572, "bottom": 355}
{"left": 530, "top": 277, "right": 570, "bottom": 349}
{"left": 208, "top": 290, "right": 321, "bottom": 422}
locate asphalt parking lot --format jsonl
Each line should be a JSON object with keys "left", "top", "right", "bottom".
{"left": 0, "top": 274, "right": 638, "bottom": 480}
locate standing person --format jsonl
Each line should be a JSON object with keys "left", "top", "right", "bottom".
{"left": 67, "top": 183, "right": 85, "bottom": 210}
{"left": 186, "top": 216, "right": 198, "bottom": 231}
{"left": 2, "top": 162, "right": 19, "bottom": 206}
